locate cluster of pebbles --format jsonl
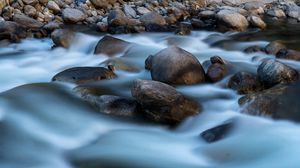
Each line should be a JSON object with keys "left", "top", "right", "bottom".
{"left": 1, "top": 0, "right": 300, "bottom": 42}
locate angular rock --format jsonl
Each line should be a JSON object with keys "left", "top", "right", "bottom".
{"left": 94, "top": 35, "right": 131, "bottom": 56}
{"left": 51, "top": 29, "right": 75, "bottom": 48}
{"left": 217, "top": 10, "right": 249, "bottom": 31}
{"left": 257, "top": 59, "right": 299, "bottom": 88}
{"left": 276, "top": 49, "right": 300, "bottom": 61}
{"left": 62, "top": 8, "right": 86, "bottom": 24}
{"left": 265, "top": 41, "right": 286, "bottom": 55}
{"left": 52, "top": 67, "right": 117, "bottom": 84}
{"left": 131, "top": 79, "right": 201, "bottom": 125}
{"left": 145, "top": 46, "right": 206, "bottom": 85}
{"left": 13, "top": 14, "right": 43, "bottom": 29}
{"left": 228, "top": 72, "right": 262, "bottom": 94}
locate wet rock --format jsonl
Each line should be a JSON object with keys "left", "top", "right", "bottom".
{"left": 51, "top": 29, "right": 75, "bottom": 48}
{"left": 94, "top": 35, "right": 131, "bottom": 56}
{"left": 248, "top": 15, "right": 266, "bottom": 29}
{"left": 265, "top": 41, "right": 286, "bottom": 55}
{"left": 257, "top": 59, "right": 299, "bottom": 88}
{"left": 267, "top": 8, "right": 286, "bottom": 18}
{"left": 43, "top": 21, "right": 61, "bottom": 32}
{"left": 139, "top": 12, "right": 167, "bottom": 31}
{"left": 191, "top": 18, "right": 206, "bottom": 29}
{"left": 52, "top": 67, "right": 117, "bottom": 84}
{"left": 244, "top": 1, "right": 265, "bottom": 15}
{"left": 276, "top": 49, "right": 300, "bottom": 61}
{"left": 22, "top": 0, "right": 38, "bottom": 5}
{"left": 206, "top": 63, "right": 226, "bottom": 82}
{"left": 136, "top": 7, "right": 151, "bottom": 15}
{"left": 96, "top": 22, "right": 108, "bottom": 32}
{"left": 62, "top": 8, "right": 86, "bottom": 24}
{"left": 200, "top": 119, "right": 235, "bottom": 143}
{"left": 131, "top": 79, "right": 201, "bottom": 125}
{"left": 239, "top": 82, "right": 300, "bottom": 122}
{"left": 217, "top": 10, "right": 249, "bottom": 31}
{"left": 100, "top": 58, "right": 141, "bottom": 72}
{"left": 107, "top": 9, "right": 129, "bottom": 27}
{"left": 80, "top": 94, "right": 141, "bottom": 118}
{"left": 47, "top": 1, "right": 61, "bottom": 14}
{"left": 13, "top": 14, "right": 43, "bottom": 29}
{"left": 0, "top": 21, "right": 28, "bottom": 42}
{"left": 244, "top": 45, "right": 265, "bottom": 53}
{"left": 199, "top": 10, "right": 216, "bottom": 19}
{"left": 146, "top": 46, "right": 206, "bottom": 85}
{"left": 228, "top": 72, "right": 262, "bottom": 94}
{"left": 175, "top": 22, "right": 192, "bottom": 35}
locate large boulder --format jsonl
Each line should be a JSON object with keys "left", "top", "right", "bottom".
{"left": 239, "top": 82, "right": 300, "bottom": 122}
{"left": 257, "top": 59, "right": 299, "bottom": 88}
{"left": 51, "top": 29, "right": 75, "bottom": 48}
{"left": 13, "top": 14, "right": 43, "bottom": 29}
{"left": 52, "top": 67, "right": 117, "bottom": 84}
{"left": 131, "top": 79, "right": 201, "bottom": 125}
{"left": 216, "top": 10, "right": 249, "bottom": 31}
{"left": 145, "top": 46, "right": 206, "bottom": 85}
{"left": 94, "top": 35, "right": 131, "bottom": 56}
{"left": 62, "top": 8, "right": 86, "bottom": 24}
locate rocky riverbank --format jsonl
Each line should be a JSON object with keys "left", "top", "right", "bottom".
{"left": 1, "top": 0, "right": 300, "bottom": 42}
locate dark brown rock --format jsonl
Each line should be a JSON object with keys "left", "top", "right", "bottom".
{"left": 207, "top": 63, "right": 226, "bottom": 82}
{"left": 145, "top": 46, "right": 206, "bottom": 85}
{"left": 94, "top": 35, "right": 131, "bottom": 56}
{"left": 131, "top": 79, "right": 201, "bottom": 125}
{"left": 228, "top": 72, "right": 262, "bottom": 94}
{"left": 276, "top": 49, "right": 300, "bottom": 61}
{"left": 51, "top": 29, "right": 75, "bottom": 48}
{"left": 52, "top": 67, "right": 117, "bottom": 84}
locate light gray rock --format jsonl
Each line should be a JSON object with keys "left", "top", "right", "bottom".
{"left": 62, "top": 8, "right": 86, "bottom": 24}
{"left": 217, "top": 10, "right": 249, "bottom": 31}
{"left": 123, "top": 4, "right": 137, "bottom": 18}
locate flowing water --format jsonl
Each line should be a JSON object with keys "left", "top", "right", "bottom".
{"left": 1, "top": 19, "right": 300, "bottom": 168}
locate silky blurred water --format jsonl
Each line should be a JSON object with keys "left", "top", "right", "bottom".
{"left": 1, "top": 26, "right": 300, "bottom": 168}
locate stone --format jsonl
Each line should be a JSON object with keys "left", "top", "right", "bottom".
{"left": 43, "top": 21, "right": 61, "bottom": 31}
{"left": 244, "top": 46, "right": 265, "bottom": 53}
{"left": 22, "top": 0, "right": 38, "bottom": 5}
{"left": 139, "top": 12, "right": 167, "bottom": 31}
{"left": 207, "top": 63, "right": 226, "bottom": 82}
{"left": 199, "top": 10, "right": 216, "bottom": 19}
{"left": 123, "top": 4, "right": 137, "bottom": 18}
{"left": 257, "top": 59, "right": 299, "bottom": 88}
{"left": 175, "top": 22, "right": 192, "bottom": 35}
{"left": 107, "top": 9, "right": 128, "bottom": 27}
{"left": 248, "top": 15, "right": 266, "bottom": 29}
{"left": 265, "top": 41, "right": 286, "bottom": 55}
{"left": 276, "top": 49, "right": 300, "bottom": 61}
{"left": 47, "top": 1, "right": 61, "bottom": 14}
{"left": 217, "top": 10, "right": 249, "bottom": 31}
{"left": 267, "top": 8, "right": 286, "bottom": 18}
{"left": 286, "top": 3, "right": 300, "bottom": 19}
{"left": 51, "top": 29, "right": 75, "bottom": 48}
{"left": 94, "top": 35, "right": 131, "bottom": 56}
{"left": 136, "top": 7, "right": 151, "bottom": 15}
{"left": 228, "top": 72, "right": 262, "bottom": 94}
{"left": 201, "top": 119, "right": 235, "bottom": 143}
{"left": 52, "top": 67, "right": 117, "bottom": 84}
{"left": 24, "top": 5, "right": 37, "bottom": 18}
{"left": 90, "top": 0, "right": 116, "bottom": 9}
{"left": 145, "top": 46, "right": 206, "bottom": 85}
{"left": 62, "top": 8, "right": 86, "bottom": 24}
{"left": 96, "top": 22, "right": 108, "bottom": 32}
{"left": 239, "top": 82, "right": 300, "bottom": 122}
{"left": 100, "top": 58, "right": 141, "bottom": 72}
{"left": 13, "top": 14, "right": 43, "bottom": 29}
{"left": 131, "top": 79, "right": 201, "bottom": 125}
{"left": 0, "top": 21, "right": 28, "bottom": 42}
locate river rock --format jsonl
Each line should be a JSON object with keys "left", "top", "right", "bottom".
{"left": 239, "top": 82, "right": 300, "bottom": 122}
{"left": 145, "top": 46, "right": 206, "bottom": 85}
{"left": 47, "top": 1, "right": 61, "bottom": 14}
{"left": 80, "top": 94, "right": 141, "bottom": 118}
{"left": 94, "top": 35, "right": 131, "bottom": 56}
{"left": 201, "top": 119, "right": 235, "bottom": 143}
{"left": 265, "top": 41, "right": 286, "bottom": 55}
{"left": 123, "top": 4, "right": 137, "bottom": 18}
{"left": 267, "top": 8, "right": 286, "bottom": 18}
{"left": 139, "top": 12, "right": 167, "bottom": 31}
{"left": 62, "top": 8, "right": 86, "bottom": 24}
{"left": 228, "top": 71, "right": 262, "bottom": 94}
{"left": 0, "top": 21, "right": 28, "bottom": 42}
{"left": 131, "top": 79, "right": 201, "bottom": 125}
{"left": 286, "top": 3, "right": 300, "bottom": 19}
{"left": 90, "top": 0, "right": 116, "bottom": 9}
{"left": 257, "top": 59, "right": 299, "bottom": 88}
{"left": 175, "top": 22, "right": 192, "bottom": 35}
{"left": 276, "top": 49, "right": 300, "bottom": 61}
{"left": 100, "top": 58, "right": 141, "bottom": 72}
{"left": 22, "top": 0, "right": 38, "bottom": 5}
{"left": 216, "top": 10, "right": 249, "bottom": 31}
{"left": 13, "top": 14, "right": 43, "bottom": 29}
{"left": 24, "top": 5, "right": 37, "bottom": 18}
{"left": 248, "top": 15, "right": 266, "bottom": 29}
{"left": 51, "top": 29, "right": 75, "bottom": 48}
{"left": 244, "top": 45, "right": 265, "bottom": 53}
{"left": 52, "top": 66, "right": 117, "bottom": 84}
{"left": 107, "top": 9, "right": 129, "bottom": 27}
{"left": 206, "top": 56, "right": 226, "bottom": 82}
